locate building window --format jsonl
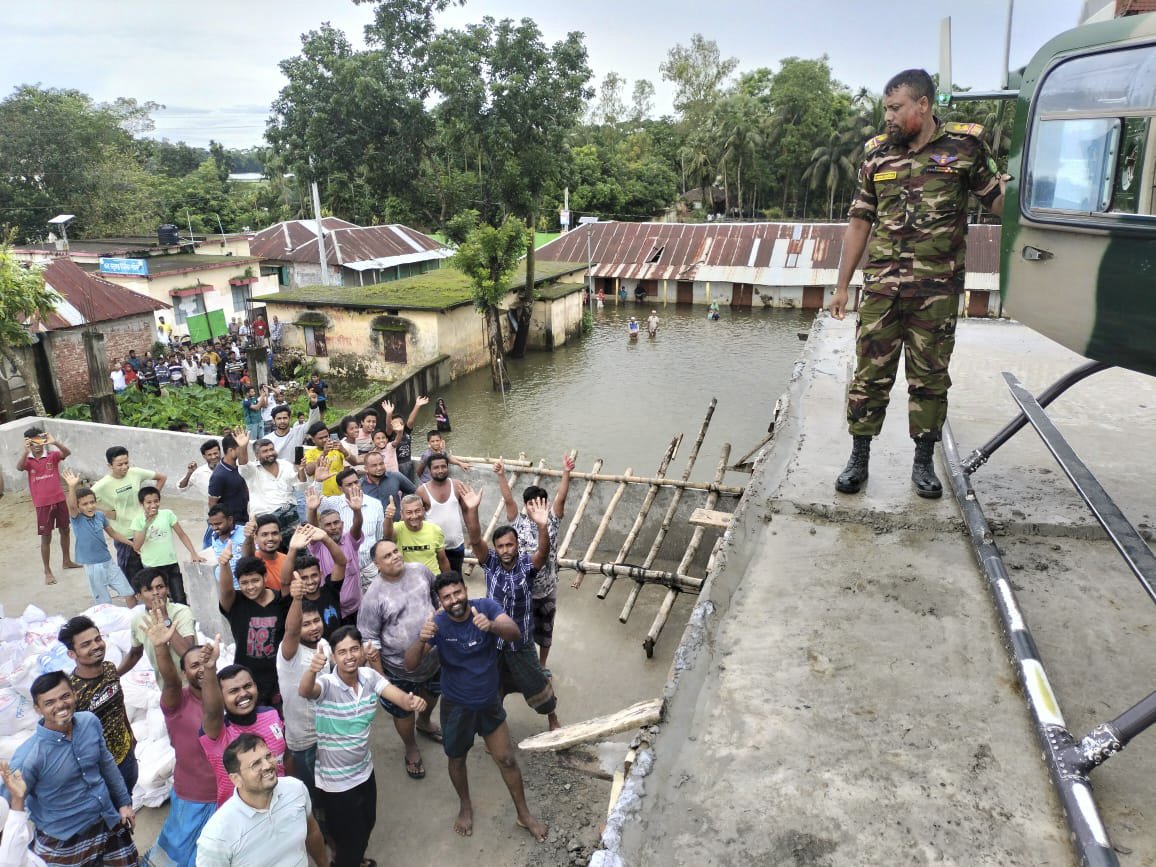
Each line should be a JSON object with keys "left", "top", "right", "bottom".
{"left": 303, "top": 326, "right": 328, "bottom": 357}
{"left": 172, "top": 292, "right": 207, "bottom": 326}
{"left": 231, "top": 284, "right": 252, "bottom": 314}
{"left": 381, "top": 330, "right": 407, "bottom": 364}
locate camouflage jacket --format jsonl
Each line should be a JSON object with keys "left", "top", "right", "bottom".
{"left": 848, "top": 120, "right": 1001, "bottom": 297}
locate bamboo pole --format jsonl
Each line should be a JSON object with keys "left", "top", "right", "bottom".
{"left": 642, "top": 444, "right": 730, "bottom": 658}
{"left": 619, "top": 399, "right": 717, "bottom": 621}
{"left": 463, "top": 457, "right": 540, "bottom": 579}
{"left": 557, "top": 458, "right": 605, "bottom": 563}
{"left": 596, "top": 435, "right": 681, "bottom": 599}
{"left": 527, "top": 467, "right": 743, "bottom": 497}
{"left": 558, "top": 558, "right": 702, "bottom": 593}
{"left": 571, "top": 466, "right": 632, "bottom": 589}
{"left": 454, "top": 455, "right": 534, "bottom": 468}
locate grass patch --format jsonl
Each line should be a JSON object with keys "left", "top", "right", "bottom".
{"left": 270, "top": 261, "right": 588, "bottom": 311}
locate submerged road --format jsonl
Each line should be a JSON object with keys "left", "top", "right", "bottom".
{"left": 602, "top": 315, "right": 1156, "bottom": 865}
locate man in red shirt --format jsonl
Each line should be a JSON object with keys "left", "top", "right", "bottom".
{"left": 17, "top": 427, "right": 80, "bottom": 584}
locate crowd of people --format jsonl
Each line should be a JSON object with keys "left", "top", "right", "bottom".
{"left": 4, "top": 396, "right": 579, "bottom": 867}
{"left": 109, "top": 314, "right": 286, "bottom": 399}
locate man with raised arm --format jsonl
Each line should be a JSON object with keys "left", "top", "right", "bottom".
{"left": 143, "top": 609, "right": 217, "bottom": 867}
{"left": 494, "top": 453, "right": 576, "bottom": 667}
{"left": 461, "top": 486, "right": 560, "bottom": 731}
{"left": 198, "top": 637, "right": 287, "bottom": 807}
{"left": 404, "top": 573, "right": 547, "bottom": 842}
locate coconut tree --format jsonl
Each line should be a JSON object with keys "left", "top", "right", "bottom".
{"left": 803, "top": 130, "right": 857, "bottom": 220}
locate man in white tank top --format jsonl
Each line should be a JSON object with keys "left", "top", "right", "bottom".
{"left": 418, "top": 453, "right": 467, "bottom": 573}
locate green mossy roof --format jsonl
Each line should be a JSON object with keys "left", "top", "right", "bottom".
{"left": 266, "top": 261, "right": 586, "bottom": 311}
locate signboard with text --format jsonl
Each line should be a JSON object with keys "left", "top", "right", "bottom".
{"left": 99, "top": 257, "right": 149, "bottom": 276}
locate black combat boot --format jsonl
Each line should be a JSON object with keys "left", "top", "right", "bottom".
{"left": 911, "top": 437, "right": 943, "bottom": 499}
{"left": 835, "top": 435, "right": 871, "bottom": 494}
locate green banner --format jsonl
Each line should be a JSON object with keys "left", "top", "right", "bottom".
{"left": 186, "top": 309, "right": 228, "bottom": 343}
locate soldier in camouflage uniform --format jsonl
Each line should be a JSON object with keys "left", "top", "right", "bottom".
{"left": 829, "top": 68, "right": 1007, "bottom": 498}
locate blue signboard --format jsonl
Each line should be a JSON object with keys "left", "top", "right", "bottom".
{"left": 99, "top": 257, "right": 149, "bottom": 276}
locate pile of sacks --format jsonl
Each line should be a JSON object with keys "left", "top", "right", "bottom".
{"left": 0, "top": 602, "right": 232, "bottom": 811}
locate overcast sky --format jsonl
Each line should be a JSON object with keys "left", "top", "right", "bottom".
{"left": 0, "top": 0, "right": 1088, "bottom": 150}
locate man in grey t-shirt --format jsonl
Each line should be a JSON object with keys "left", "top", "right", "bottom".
{"left": 357, "top": 539, "right": 442, "bottom": 780}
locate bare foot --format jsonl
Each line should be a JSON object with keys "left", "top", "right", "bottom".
{"left": 516, "top": 814, "right": 549, "bottom": 842}
{"left": 454, "top": 804, "right": 473, "bottom": 837}
{"left": 63, "top": 561, "right": 82, "bottom": 570}
{"left": 44, "top": 572, "right": 57, "bottom": 585}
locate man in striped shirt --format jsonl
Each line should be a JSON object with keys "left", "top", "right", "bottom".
{"left": 299, "top": 625, "right": 424, "bottom": 867}
{"left": 461, "top": 487, "right": 560, "bottom": 731}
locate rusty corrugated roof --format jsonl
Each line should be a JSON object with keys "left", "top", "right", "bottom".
{"left": 538, "top": 221, "right": 1001, "bottom": 281}
{"left": 28, "top": 259, "right": 169, "bottom": 332}
{"left": 249, "top": 219, "right": 447, "bottom": 267}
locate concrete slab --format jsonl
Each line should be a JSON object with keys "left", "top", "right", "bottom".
{"left": 608, "top": 315, "right": 1156, "bottom": 865}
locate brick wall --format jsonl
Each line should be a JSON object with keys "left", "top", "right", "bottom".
{"left": 46, "top": 315, "right": 158, "bottom": 408}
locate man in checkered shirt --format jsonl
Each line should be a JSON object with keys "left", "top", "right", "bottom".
{"left": 461, "top": 487, "right": 560, "bottom": 731}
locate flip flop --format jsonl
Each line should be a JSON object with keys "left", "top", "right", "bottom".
{"left": 416, "top": 725, "right": 443, "bottom": 744}
{"left": 405, "top": 755, "right": 425, "bottom": 779}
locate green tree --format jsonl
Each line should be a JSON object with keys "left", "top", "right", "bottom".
{"left": 660, "top": 34, "right": 738, "bottom": 128}
{"left": 452, "top": 217, "right": 528, "bottom": 390}
{"left": 765, "top": 56, "right": 850, "bottom": 217}
{"left": 630, "top": 80, "right": 656, "bottom": 124}
{"left": 0, "top": 240, "right": 60, "bottom": 414}
{"left": 430, "top": 16, "right": 591, "bottom": 357}
{"left": 802, "top": 129, "right": 856, "bottom": 219}
{"left": 0, "top": 86, "right": 162, "bottom": 240}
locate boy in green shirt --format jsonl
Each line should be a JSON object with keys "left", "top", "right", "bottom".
{"left": 130, "top": 486, "right": 205, "bottom": 604}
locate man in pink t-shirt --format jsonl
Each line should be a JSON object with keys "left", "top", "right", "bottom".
{"left": 16, "top": 427, "right": 79, "bottom": 585}
{"left": 197, "top": 638, "right": 286, "bottom": 806}
{"left": 141, "top": 609, "right": 218, "bottom": 866}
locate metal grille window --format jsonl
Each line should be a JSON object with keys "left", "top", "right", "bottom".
{"left": 303, "top": 326, "right": 328, "bottom": 357}
{"left": 381, "top": 330, "right": 407, "bottom": 364}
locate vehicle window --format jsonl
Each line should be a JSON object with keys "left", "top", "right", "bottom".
{"left": 1036, "top": 44, "right": 1156, "bottom": 115}
{"left": 1026, "top": 117, "right": 1119, "bottom": 212}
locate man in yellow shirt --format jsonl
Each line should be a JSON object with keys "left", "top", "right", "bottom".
{"left": 304, "top": 422, "right": 345, "bottom": 497}
{"left": 383, "top": 494, "right": 449, "bottom": 575}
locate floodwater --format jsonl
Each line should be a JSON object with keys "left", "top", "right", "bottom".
{"left": 432, "top": 303, "right": 816, "bottom": 484}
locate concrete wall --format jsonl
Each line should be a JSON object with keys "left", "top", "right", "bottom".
{"left": 530, "top": 285, "right": 585, "bottom": 350}
{"left": 0, "top": 416, "right": 212, "bottom": 496}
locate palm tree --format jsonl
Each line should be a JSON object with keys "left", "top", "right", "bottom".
{"left": 803, "top": 129, "right": 856, "bottom": 220}
{"left": 712, "top": 93, "right": 765, "bottom": 218}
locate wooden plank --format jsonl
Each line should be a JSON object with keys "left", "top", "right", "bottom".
{"left": 689, "top": 507, "right": 733, "bottom": 530}
{"left": 518, "top": 698, "right": 663, "bottom": 752}
{"left": 607, "top": 770, "right": 626, "bottom": 818}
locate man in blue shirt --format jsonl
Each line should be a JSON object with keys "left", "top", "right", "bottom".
{"left": 5, "top": 670, "right": 137, "bottom": 866}
{"left": 461, "top": 486, "right": 559, "bottom": 730}
{"left": 404, "top": 572, "right": 547, "bottom": 842}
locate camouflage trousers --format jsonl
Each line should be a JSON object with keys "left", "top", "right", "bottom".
{"left": 846, "top": 292, "right": 958, "bottom": 440}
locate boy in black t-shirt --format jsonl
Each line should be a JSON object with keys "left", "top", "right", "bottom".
{"left": 217, "top": 552, "right": 289, "bottom": 707}
{"left": 280, "top": 524, "right": 346, "bottom": 640}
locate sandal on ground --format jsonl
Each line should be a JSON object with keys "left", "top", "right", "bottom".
{"left": 416, "top": 725, "right": 443, "bottom": 743}
{"left": 405, "top": 755, "right": 425, "bottom": 779}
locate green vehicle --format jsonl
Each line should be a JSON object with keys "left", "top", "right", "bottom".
{"left": 1003, "top": 11, "right": 1156, "bottom": 377}
{"left": 944, "top": 10, "right": 1156, "bottom": 867}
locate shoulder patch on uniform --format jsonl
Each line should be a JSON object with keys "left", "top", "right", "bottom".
{"left": 864, "top": 133, "right": 888, "bottom": 153}
{"left": 873, "top": 171, "right": 898, "bottom": 182}
{"left": 945, "top": 121, "right": 985, "bottom": 138}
